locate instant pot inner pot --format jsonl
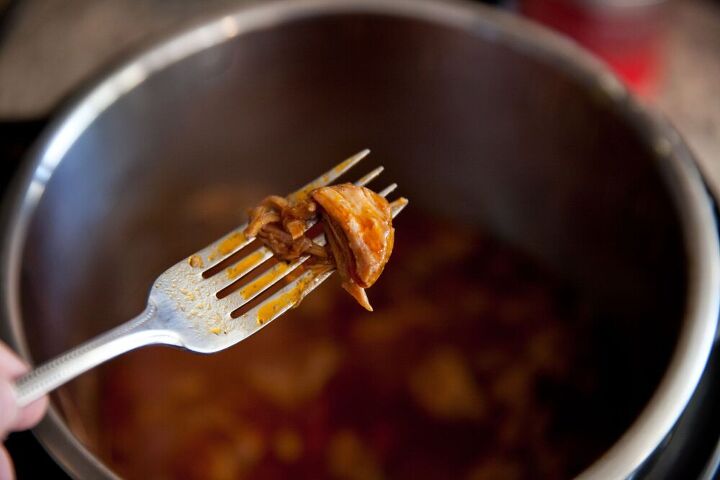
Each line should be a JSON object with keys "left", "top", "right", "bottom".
{"left": 19, "top": 12, "right": 684, "bottom": 478}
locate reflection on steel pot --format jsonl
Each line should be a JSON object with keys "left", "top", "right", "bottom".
{"left": 0, "top": 0, "right": 718, "bottom": 479}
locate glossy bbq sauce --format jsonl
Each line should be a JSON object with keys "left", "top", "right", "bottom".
{"left": 95, "top": 212, "right": 662, "bottom": 480}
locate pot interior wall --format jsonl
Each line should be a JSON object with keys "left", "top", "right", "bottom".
{"left": 18, "top": 11, "right": 684, "bottom": 477}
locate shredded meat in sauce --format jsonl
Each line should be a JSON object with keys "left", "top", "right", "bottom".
{"left": 245, "top": 184, "right": 404, "bottom": 311}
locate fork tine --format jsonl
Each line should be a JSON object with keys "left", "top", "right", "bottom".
{"left": 354, "top": 166, "right": 383, "bottom": 187}
{"left": 223, "top": 253, "right": 306, "bottom": 307}
{"left": 225, "top": 256, "right": 307, "bottom": 312}
{"left": 378, "top": 183, "right": 397, "bottom": 197}
{"left": 222, "top": 233, "right": 331, "bottom": 311}
{"left": 287, "top": 149, "right": 370, "bottom": 201}
{"left": 195, "top": 150, "right": 369, "bottom": 271}
{"left": 390, "top": 197, "right": 409, "bottom": 218}
{"left": 239, "top": 266, "right": 335, "bottom": 327}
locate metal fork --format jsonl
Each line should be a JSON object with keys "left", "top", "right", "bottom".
{"left": 13, "top": 150, "right": 407, "bottom": 407}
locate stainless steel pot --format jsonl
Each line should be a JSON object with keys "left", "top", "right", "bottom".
{"left": 1, "top": 0, "right": 718, "bottom": 478}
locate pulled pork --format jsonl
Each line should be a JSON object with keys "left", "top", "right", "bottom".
{"left": 244, "top": 184, "right": 403, "bottom": 311}
{"left": 246, "top": 195, "right": 327, "bottom": 261}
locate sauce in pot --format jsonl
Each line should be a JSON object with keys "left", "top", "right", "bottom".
{"left": 94, "top": 211, "right": 667, "bottom": 479}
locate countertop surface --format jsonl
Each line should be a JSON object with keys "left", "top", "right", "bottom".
{"left": 655, "top": 0, "right": 720, "bottom": 192}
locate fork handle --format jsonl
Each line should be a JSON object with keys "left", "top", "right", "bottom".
{"left": 13, "top": 304, "right": 179, "bottom": 408}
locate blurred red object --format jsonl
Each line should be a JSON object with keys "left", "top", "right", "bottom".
{"left": 522, "top": 0, "right": 668, "bottom": 98}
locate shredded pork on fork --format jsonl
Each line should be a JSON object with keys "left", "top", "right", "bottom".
{"left": 244, "top": 165, "right": 405, "bottom": 310}
{"left": 12, "top": 149, "right": 408, "bottom": 408}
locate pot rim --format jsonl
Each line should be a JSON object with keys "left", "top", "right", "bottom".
{"left": 1, "top": 1, "right": 718, "bottom": 479}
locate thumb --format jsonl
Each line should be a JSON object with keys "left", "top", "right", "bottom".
{"left": 0, "top": 446, "right": 13, "bottom": 480}
{"left": 0, "top": 381, "right": 18, "bottom": 438}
